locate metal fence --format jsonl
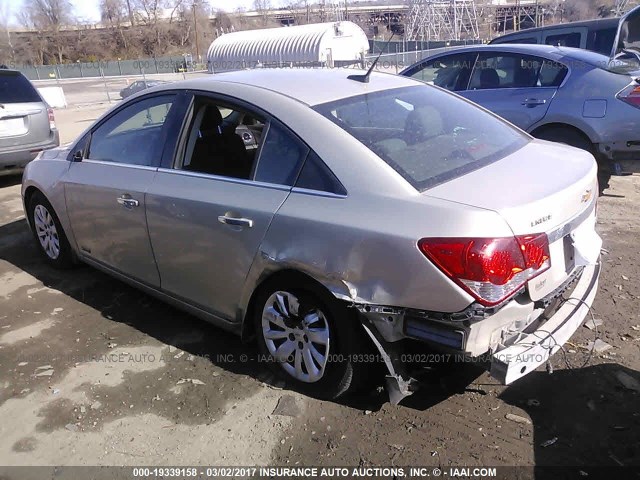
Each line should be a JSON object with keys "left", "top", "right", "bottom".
{"left": 12, "top": 39, "right": 482, "bottom": 81}
{"left": 15, "top": 56, "right": 196, "bottom": 81}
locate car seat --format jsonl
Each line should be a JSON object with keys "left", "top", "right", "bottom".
{"left": 188, "top": 106, "right": 250, "bottom": 179}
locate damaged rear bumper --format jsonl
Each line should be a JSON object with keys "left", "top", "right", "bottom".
{"left": 490, "top": 262, "right": 600, "bottom": 384}
{"left": 356, "top": 262, "right": 600, "bottom": 402}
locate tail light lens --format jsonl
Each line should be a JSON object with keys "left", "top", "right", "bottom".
{"left": 617, "top": 85, "right": 640, "bottom": 109}
{"left": 418, "top": 234, "right": 551, "bottom": 307}
{"left": 47, "top": 108, "right": 56, "bottom": 130}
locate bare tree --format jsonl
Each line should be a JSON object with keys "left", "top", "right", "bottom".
{"left": 131, "top": 0, "right": 167, "bottom": 53}
{"left": 253, "top": 0, "right": 272, "bottom": 25}
{"left": 284, "top": 0, "right": 312, "bottom": 25}
{"left": 20, "top": 0, "right": 74, "bottom": 63}
{"left": 100, "top": 0, "right": 130, "bottom": 50}
{"left": 0, "top": 0, "right": 15, "bottom": 65}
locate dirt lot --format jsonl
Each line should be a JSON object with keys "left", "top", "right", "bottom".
{"left": 0, "top": 104, "right": 639, "bottom": 475}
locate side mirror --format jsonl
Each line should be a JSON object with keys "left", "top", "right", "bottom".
{"left": 72, "top": 150, "right": 83, "bottom": 162}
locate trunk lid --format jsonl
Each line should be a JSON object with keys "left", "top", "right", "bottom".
{"left": 424, "top": 139, "right": 601, "bottom": 300}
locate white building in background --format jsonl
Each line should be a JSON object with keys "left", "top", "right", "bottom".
{"left": 206, "top": 21, "right": 370, "bottom": 73}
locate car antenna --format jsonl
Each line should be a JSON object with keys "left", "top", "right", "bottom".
{"left": 348, "top": 32, "right": 396, "bottom": 84}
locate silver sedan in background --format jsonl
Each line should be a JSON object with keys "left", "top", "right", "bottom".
{"left": 21, "top": 70, "right": 602, "bottom": 402}
{"left": 401, "top": 44, "right": 640, "bottom": 193}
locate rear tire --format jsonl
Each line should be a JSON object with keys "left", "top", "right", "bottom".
{"left": 253, "top": 276, "right": 368, "bottom": 400}
{"left": 533, "top": 126, "right": 611, "bottom": 195}
{"left": 27, "top": 191, "right": 74, "bottom": 269}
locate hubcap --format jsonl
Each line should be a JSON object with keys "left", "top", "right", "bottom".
{"left": 33, "top": 204, "right": 60, "bottom": 260}
{"left": 261, "top": 291, "right": 330, "bottom": 383}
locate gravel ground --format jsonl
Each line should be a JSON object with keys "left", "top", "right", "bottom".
{"left": 0, "top": 105, "right": 638, "bottom": 474}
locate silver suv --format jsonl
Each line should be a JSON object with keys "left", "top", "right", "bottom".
{"left": 0, "top": 68, "right": 60, "bottom": 176}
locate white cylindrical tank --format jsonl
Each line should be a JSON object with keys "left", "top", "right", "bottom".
{"left": 207, "top": 21, "right": 369, "bottom": 73}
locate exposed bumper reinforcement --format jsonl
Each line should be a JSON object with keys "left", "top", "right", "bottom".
{"left": 490, "top": 262, "right": 601, "bottom": 385}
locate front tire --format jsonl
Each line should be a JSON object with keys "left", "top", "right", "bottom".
{"left": 27, "top": 191, "right": 74, "bottom": 268}
{"left": 254, "top": 277, "right": 366, "bottom": 399}
{"left": 533, "top": 126, "right": 611, "bottom": 195}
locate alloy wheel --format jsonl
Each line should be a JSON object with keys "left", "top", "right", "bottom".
{"left": 33, "top": 204, "right": 60, "bottom": 260}
{"left": 261, "top": 291, "right": 330, "bottom": 383}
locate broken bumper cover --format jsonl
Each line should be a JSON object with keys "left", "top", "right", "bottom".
{"left": 490, "top": 262, "right": 601, "bottom": 385}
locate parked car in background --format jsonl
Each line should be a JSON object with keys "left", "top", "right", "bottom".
{"left": 401, "top": 44, "right": 640, "bottom": 193}
{"left": 22, "top": 70, "right": 601, "bottom": 403}
{"left": 0, "top": 68, "right": 60, "bottom": 177}
{"left": 119, "top": 80, "right": 169, "bottom": 99}
{"left": 490, "top": 5, "right": 640, "bottom": 59}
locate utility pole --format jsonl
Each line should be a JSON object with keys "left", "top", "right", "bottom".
{"left": 193, "top": 2, "right": 200, "bottom": 62}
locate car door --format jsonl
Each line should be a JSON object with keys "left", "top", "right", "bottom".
{"left": 459, "top": 52, "right": 566, "bottom": 131}
{"left": 145, "top": 94, "right": 309, "bottom": 321}
{"left": 64, "top": 93, "right": 181, "bottom": 287}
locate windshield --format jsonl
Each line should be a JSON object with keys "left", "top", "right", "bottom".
{"left": 313, "top": 85, "right": 529, "bottom": 191}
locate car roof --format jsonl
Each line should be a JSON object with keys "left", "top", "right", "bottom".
{"left": 422, "top": 43, "right": 612, "bottom": 62}
{"left": 491, "top": 17, "right": 619, "bottom": 41}
{"left": 163, "top": 69, "right": 421, "bottom": 106}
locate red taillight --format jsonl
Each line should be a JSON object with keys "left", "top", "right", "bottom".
{"left": 617, "top": 85, "right": 640, "bottom": 109}
{"left": 418, "top": 234, "right": 551, "bottom": 307}
{"left": 47, "top": 108, "right": 56, "bottom": 130}
{"left": 518, "top": 233, "right": 551, "bottom": 271}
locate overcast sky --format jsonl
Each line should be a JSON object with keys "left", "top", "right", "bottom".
{"left": 6, "top": 0, "right": 311, "bottom": 24}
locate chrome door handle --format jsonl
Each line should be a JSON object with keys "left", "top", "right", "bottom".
{"left": 522, "top": 98, "right": 547, "bottom": 107}
{"left": 218, "top": 215, "right": 254, "bottom": 228}
{"left": 117, "top": 195, "right": 139, "bottom": 208}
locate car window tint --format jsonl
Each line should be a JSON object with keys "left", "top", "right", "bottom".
{"left": 592, "top": 27, "right": 617, "bottom": 55}
{"left": 254, "top": 123, "right": 308, "bottom": 186}
{"left": 538, "top": 60, "right": 568, "bottom": 87}
{"left": 0, "top": 71, "right": 41, "bottom": 103}
{"left": 409, "top": 53, "right": 476, "bottom": 91}
{"left": 510, "top": 37, "right": 538, "bottom": 44}
{"left": 296, "top": 151, "right": 346, "bottom": 195}
{"left": 545, "top": 32, "right": 581, "bottom": 48}
{"left": 87, "top": 94, "right": 174, "bottom": 166}
{"left": 182, "top": 100, "right": 266, "bottom": 180}
{"left": 470, "top": 54, "right": 541, "bottom": 89}
{"left": 314, "top": 85, "right": 528, "bottom": 191}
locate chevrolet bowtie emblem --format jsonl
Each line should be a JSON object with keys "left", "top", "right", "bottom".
{"left": 581, "top": 189, "right": 593, "bottom": 203}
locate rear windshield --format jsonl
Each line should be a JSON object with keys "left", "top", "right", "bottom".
{"left": 558, "top": 47, "right": 640, "bottom": 74}
{"left": 0, "top": 71, "right": 41, "bottom": 103}
{"left": 313, "top": 85, "right": 528, "bottom": 191}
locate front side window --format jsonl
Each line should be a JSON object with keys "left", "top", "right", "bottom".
{"left": 408, "top": 53, "right": 477, "bottom": 91}
{"left": 313, "top": 85, "right": 528, "bottom": 191}
{"left": 88, "top": 94, "right": 175, "bottom": 166}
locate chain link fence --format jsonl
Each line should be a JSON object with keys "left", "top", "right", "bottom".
{"left": 14, "top": 56, "right": 200, "bottom": 81}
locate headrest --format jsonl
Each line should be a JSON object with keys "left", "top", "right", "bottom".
{"left": 405, "top": 106, "right": 444, "bottom": 144}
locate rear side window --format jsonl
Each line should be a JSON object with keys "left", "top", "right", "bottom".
{"left": 494, "top": 36, "right": 538, "bottom": 45}
{"left": 0, "top": 71, "right": 41, "bottom": 103}
{"left": 545, "top": 32, "right": 581, "bottom": 48}
{"left": 295, "top": 151, "right": 346, "bottom": 195}
{"left": 592, "top": 27, "right": 617, "bottom": 55}
{"left": 538, "top": 60, "right": 568, "bottom": 87}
